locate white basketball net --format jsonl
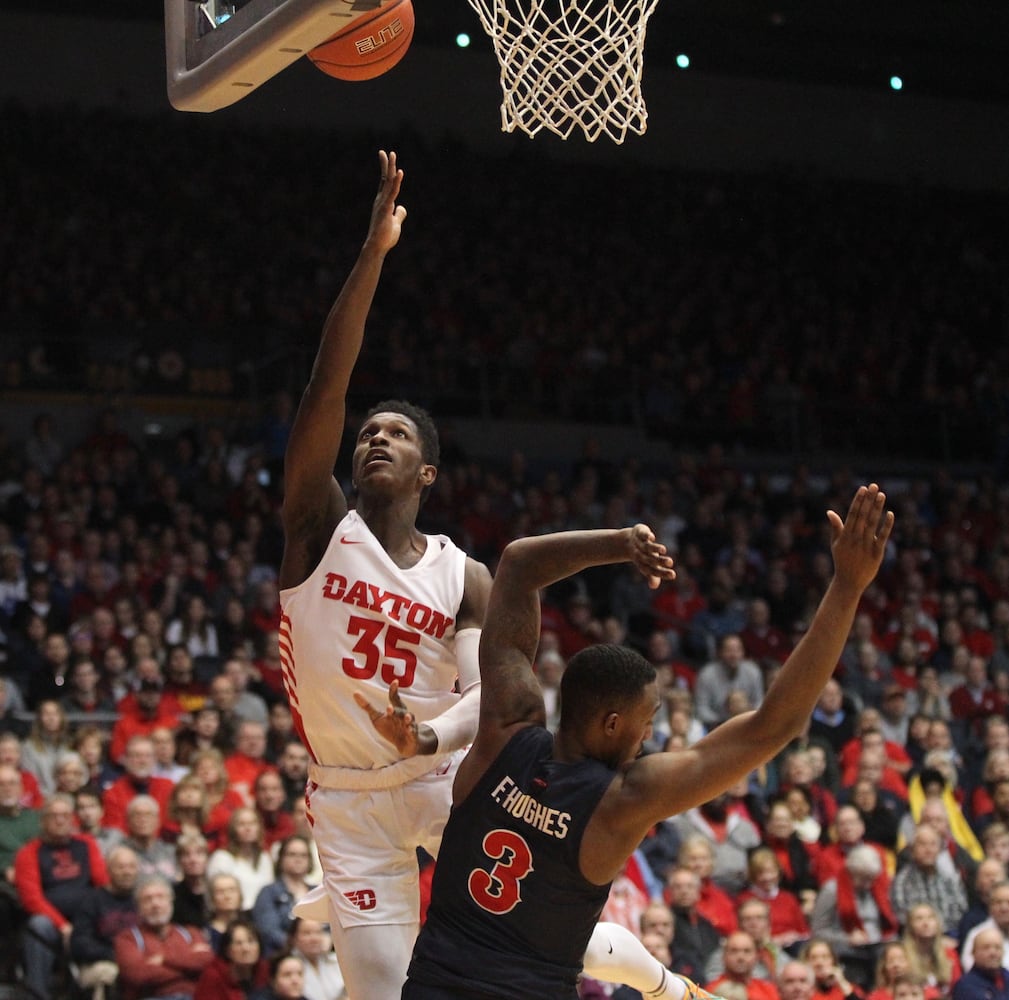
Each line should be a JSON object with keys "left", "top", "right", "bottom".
{"left": 464, "top": 0, "right": 660, "bottom": 143}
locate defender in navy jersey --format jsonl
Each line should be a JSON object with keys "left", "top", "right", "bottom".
{"left": 405, "top": 486, "right": 894, "bottom": 999}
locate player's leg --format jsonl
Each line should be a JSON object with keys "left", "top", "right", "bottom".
{"left": 329, "top": 914, "right": 417, "bottom": 1000}
{"left": 307, "top": 784, "right": 423, "bottom": 1000}
{"left": 584, "top": 922, "right": 724, "bottom": 1000}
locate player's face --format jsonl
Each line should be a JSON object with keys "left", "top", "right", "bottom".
{"left": 353, "top": 412, "right": 432, "bottom": 495}
{"left": 620, "top": 683, "right": 659, "bottom": 765}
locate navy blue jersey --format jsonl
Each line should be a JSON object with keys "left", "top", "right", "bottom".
{"left": 406, "top": 726, "right": 616, "bottom": 999}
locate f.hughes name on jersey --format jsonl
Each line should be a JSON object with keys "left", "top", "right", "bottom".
{"left": 491, "top": 775, "right": 571, "bottom": 839}
{"left": 322, "top": 572, "right": 454, "bottom": 639}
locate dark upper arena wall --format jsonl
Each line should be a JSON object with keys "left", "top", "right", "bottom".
{"left": 1, "top": 11, "right": 1008, "bottom": 191}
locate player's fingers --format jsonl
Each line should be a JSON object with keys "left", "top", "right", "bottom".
{"left": 844, "top": 484, "right": 869, "bottom": 529}
{"left": 878, "top": 509, "right": 895, "bottom": 545}
{"left": 826, "top": 509, "right": 844, "bottom": 543}
{"left": 870, "top": 487, "right": 888, "bottom": 535}
{"left": 859, "top": 485, "right": 886, "bottom": 540}
{"left": 352, "top": 692, "right": 380, "bottom": 720}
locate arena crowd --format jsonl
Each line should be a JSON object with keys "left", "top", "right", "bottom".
{"left": 1, "top": 104, "right": 1009, "bottom": 1000}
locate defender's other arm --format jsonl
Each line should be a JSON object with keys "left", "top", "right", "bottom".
{"left": 468, "top": 526, "right": 673, "bottom": 753}
{"left": 621, "top": 484, "right": 894, "bottom": 828}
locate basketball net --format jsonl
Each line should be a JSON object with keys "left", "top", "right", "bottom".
{"left": 464, "top": 0, "right": 660, "bottom": 143}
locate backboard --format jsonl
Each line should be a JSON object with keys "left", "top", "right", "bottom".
{"left": 165, "top": 0, "right": 400, "bottom": 111}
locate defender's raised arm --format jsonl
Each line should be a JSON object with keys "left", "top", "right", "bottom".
{"left": 608, "top": 484, "right": 894, "bottom": 845}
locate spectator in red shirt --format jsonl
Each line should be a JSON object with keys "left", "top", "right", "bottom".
{"left": 738, "top": 847, "right": 811, "bottom": 951}
{"left": 252, "top": 629, "right": 287, "bottom": 703}
{"left": 881, "top": 605, "right": 938, "bottom": 664}
{"left": 651, "top": 567, "right": 708, "bottom": 646}
{"left": 960, "top": 601, "right": 996, "bottom": 660}
{"left": 706, "top": 931, "right": 782, "bottom": 1000}
{"left": 950, "top": 655, "right": 1008, "bottom": 742}
{"left": 817, "top": 805, "right": 891, "bottom": 887}
{"left": 644, "top": 629, "right": 697, "bottom": 694}
{"left": 110, "top": 675, "right": 183, "bottom": 766}
{"left": 190, "top": 748, "right": 247, "bottom": 838}
{"left": 840, "top": 727, "right": 912, "bottom": 789}
{"left": 251, "top": 769, "right": 294, "bottom": 850}
{"left": 740, "top": 597, "right": 792, "bottom": 670}
{"left": 247, "top": 580, "right": 282, "bottom": 643}
{"left": 779, "top": 960, "right": 818, "bottom": 1000}
{"left": 102, "top": 735, "right": 174, "bottom": 833}
{"left": 163, "top": 645, "right": 209, "bottom": 716}
{"left": 763, "top": 798, "right": 820, "bottom": 913}
{"left": 69, "top": 562, "right": 116, "bottom": 622}
{"left": 842, "top": 745, "right": 909, "bottom": 805}
{"left": 194, "top": 916, "right": 270, "bottom": 1000}
{"left": 0, "top": 731, "right": 44, "bottom": 808}
{"left": 677, "top": 833, "right": 739, "bottom": 937}
{"left": 114, "top": 874, "right": 213, "bottom": 1000}
{"left": 14, "top": 793, "right": 108, "bottom": 1000}
{"left": 225, "top": 721, "right": 272, "bottom": 806}
{"left": 802, "top": 938, "right": 867, "bottom": 1000}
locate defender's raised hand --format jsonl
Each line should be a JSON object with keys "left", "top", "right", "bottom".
{"left": 826, "top": 484, "right": 894, "bottom": 593}
{"left": 627, "top": 524, "right": 675, "bottom": 590}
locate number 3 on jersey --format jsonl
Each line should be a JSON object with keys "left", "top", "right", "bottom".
{"left": 468, "top": 829, "right": 533, "bottom": 915}
{"left": 342, "top": 615, "right": 420, "bottom": 687}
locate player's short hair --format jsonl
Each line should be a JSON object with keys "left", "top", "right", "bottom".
{"left": 559, "top": 643, "right": 655, "bottom": 732}
{"left": 365, "top": 399, "right": 440, "bottom": 467}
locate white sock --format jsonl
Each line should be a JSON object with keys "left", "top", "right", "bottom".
{"left": 583, "top": 923, "right": 687, "bottom": 1000}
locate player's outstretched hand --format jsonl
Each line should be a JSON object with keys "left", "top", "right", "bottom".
{"left": 354, "top": 680, "right": 436, "bottom": 757}
{"left": 826, "top": 484, "right": 894, "bottom": 593}
{"left": 627, "top": 524, "right": 675, "bottom": 590}
{"left": 367, "top": 149, "right": 407, "bottom": 254}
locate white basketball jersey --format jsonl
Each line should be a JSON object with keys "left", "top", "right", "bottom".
{"left": 279, "top": 510, "right": 467, "bottom": 773}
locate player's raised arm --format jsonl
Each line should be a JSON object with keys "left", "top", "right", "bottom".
{"left": 466, "top": 526, "right": 674, "bottom": 751}
{"left": 280, "top": 150, "right": 408, "bottom": 589}
{"left": 615, "top": 484, "right": 894, "bottom": 832}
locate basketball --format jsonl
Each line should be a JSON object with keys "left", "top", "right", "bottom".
{"left": 307, "top": 0, "right": 415, "bottom": 82}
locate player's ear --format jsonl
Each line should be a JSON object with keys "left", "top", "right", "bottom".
{"left": 419, "top": 464, "right": 437, "bottom": 489}
{"left": 603, "top": 711, "right": 620, "bottom": 735}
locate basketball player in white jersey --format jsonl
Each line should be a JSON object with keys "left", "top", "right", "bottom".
{"left": 279, "top": 151, "right": 718, "bottom": 1000}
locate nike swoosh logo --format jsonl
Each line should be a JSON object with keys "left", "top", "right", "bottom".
{"left": 607, "top": 943, "right": 613, "bottom": 954}
{"left": 340, "top": 537, "right": 363, "bottom": 545}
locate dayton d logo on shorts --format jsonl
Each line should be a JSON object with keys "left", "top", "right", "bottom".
{"left": 344, "top": 888, "right": 378, "bottom": 911}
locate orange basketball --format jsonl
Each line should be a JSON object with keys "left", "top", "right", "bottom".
{"left": 308, "top": 0, "right": 415, "bottom": 82}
